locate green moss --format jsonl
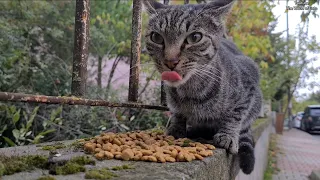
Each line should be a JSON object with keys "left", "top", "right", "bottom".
{"left": 253, "top": 118, "right": 268, "bottom": 129}
{"left": 167, "top": 140, "right": 174, "bottom": 145}
{"left": 41, "top": 143, "right": 66, "bottom": 151}
{"left": 111, "top": 164, "right": 134, "bottom": 171}
{"left": 181, "top": 139, "right": 192, "bottom": 147}
{"left": 0, "top": 155, "right": 48, "bottom": 176}
{"left": 263, "top": 134, "right": 280, "bottom": 180}
{"left": 0, "top": 154, "right": 96, "bottom": 176}
{"left": 149, "top": 128, "right": 164, "bottom": 135}
{"left": 0, "top": 162, "right": 5, "bottom": 176}
{"left": 68, "top": 140, "right": 86, "bottom": 150}
{"left": 55, "top": 162, "right": 85, "bottom": 175}
{"left": 85, "top": 168, "right": 118, "bottom": 180}
{"left": 37, "top": 175, "right": 56, "bottom": 180}
{"left": 54, "top": 156, "right": 95, "bottom": 175}
{"left": 69, "top": 156, "right": 96, "bottom": 166}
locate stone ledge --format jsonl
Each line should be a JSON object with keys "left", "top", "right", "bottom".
{"left": 310, "top": 170, "right": 320, "bottom": 180}
{"left": 0, "top": 118, "right": 270, "bottom": 180}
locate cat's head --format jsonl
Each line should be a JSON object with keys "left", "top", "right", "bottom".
{"left": 143, "top": 0, "right": 233, "bottom": 87}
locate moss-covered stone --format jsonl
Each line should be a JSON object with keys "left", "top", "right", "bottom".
{"left": 253, "top": 118, "right": 268, "bottom": 129}
{"left": 41, "top": 143, "right": 66, "bottom": 151}
{"left": 55, "top": 162, "right": 85, "bottom": 175}
{"left": 37, "top": 175, "right": 56, "bottom": 180}
{"left": 0, "top": 155, "right": 48, "bottom": 176}
{"left": 85, "top": 168, "right": 118, "bottom": 179}
{"left": 111, "top": 164, "right": 134, "bottom": 171}
{"left": 53, "top": 156, "right": 95, "bottom": 175}
{"left": 69, "top": 155, "right": 96, "bottom": 166}
{"left": 69, "top": 140, "right": 85, "bottom": 150}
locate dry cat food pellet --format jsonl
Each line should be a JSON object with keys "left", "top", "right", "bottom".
{"left": 82, "top": 130, "right": 215, "bottom": 163}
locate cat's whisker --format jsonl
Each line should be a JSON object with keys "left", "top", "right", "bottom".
{"left": 197, "top": 64, "right": 223, "bottom": 75}
{"left": 195, "top": 68, "right": 223, "bottom": 81}
{"left": 194, "top": 71, "right": 220, "bottom": 84}
{"left": 196, "top": 69, "right": 238, "bottom": 92}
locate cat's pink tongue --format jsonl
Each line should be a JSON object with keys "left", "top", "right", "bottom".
{"left": 161, "top": 71, "right": 182, "bottom": 82}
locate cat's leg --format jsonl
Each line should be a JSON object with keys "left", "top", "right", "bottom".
{"left": 238, "top": 93, "right": 261, "bottom": 174}
{"left": 213, "top": 116, "right": 241, "bottom": 154}
{"left": 238, "top": 125, "right": 255, "bottom": 174}
{"left": 165, "top": 113, "right": 187, "bottom": 138}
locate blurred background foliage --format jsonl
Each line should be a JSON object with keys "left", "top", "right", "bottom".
{"left": 0, "top": 0, "right": 319, "bottom": 147}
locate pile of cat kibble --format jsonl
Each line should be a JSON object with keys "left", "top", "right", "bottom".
{"left": 82, "top": 130, "right": 215, "bottom": 163}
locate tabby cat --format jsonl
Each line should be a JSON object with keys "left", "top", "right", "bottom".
{"left": 143, "top": 0, "right": 262, "bottom": 174}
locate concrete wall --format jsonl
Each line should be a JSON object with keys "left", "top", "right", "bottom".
{"left": 0, "top": 116, "right": 275, "bottom": 180}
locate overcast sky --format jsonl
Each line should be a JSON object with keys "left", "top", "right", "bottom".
{"left": 272, "top": 1, "right": 320, "bottom": 100}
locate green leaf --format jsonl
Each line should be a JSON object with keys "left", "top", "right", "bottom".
{"left": 12, "top": 109, "right": 21, "bottom": 125}
{"left": 0, "top": 125, "right": 7, "bottom": 134}
{"left": 50, "top": 106, "right": 62, "bottom": 121}
{"left": 42, "top": 120, "right": 49, "bottom": 128}
{"left": 23, "top": 111, "right": 28, "bottom": 121}
{"left": 9, "top": 106, "right": 16, "bottom": 114}
{"left": 38, "top": 129, "right": 56, "bottom": 136}
{"left": 33, "top": 129, "right": 55, "bottom": 144}
{"left": 26, "top": 106, "right": 39, "bottom": 131}
{"left": 25, "top": 131, "right": 32, "bottom": 137}
{"left": 12, "top": 129, "right": 20, "bottom": 139}
{"left": 2, "top": 136, "right": 16, "bottom": 147}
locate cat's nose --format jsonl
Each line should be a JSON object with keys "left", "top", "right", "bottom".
{"left": 164, "top": 58, "right": 179, "bottom": 70}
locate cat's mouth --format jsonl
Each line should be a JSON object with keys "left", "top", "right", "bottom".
{"left": 161, "top": 71, "right": 182, "bottom": 82}
{"left": 161, "top": 71, "right": 191, "bottom": 87}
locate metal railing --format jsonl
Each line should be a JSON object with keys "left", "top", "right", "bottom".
{"left": 0, "top": 0, "right": 191, "bottom": 111}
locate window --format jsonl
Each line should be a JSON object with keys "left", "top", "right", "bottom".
{"left": 310, "top": 108, "right": 320, "bottom": 116}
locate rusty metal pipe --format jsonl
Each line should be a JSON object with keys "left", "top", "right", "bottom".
{"left": 0, "top": 92, "right": 169, "bottom": 111}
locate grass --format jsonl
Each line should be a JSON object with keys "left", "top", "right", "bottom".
{"left": 263, "top": 134, "right": 281, "bottom": 180}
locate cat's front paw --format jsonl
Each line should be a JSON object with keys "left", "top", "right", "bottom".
{"left": 213, "top": 133, "right": 239, "bottom": 154}
{"left": 166, "top": 123, "right": 186, "bottom": 139}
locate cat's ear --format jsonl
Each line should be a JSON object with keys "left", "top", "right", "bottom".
{"left": 142, "top": 0, "right": 167, "bottom": 15}
{"left": 200, "top": 0, "right": 234, "bottom": 18}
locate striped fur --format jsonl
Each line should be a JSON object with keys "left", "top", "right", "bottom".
{"left": 143, "top": 0, "right": 262, "bottom": 175}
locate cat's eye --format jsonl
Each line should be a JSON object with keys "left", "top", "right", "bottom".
{"left": 186, "top": 32, "right": 202, "bottom": 44}
{"left": 150, "top": 32, "right": 164, "bottom": 44}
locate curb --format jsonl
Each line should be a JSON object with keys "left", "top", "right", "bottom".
{"left": 310, "top": 170, "right": 320, "bottom": 180}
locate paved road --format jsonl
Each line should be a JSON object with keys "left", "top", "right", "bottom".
{"left": 273, "top": 128, "right": 320, "bottom": 180}
{"left": 311, "top": 132, "right": 320, "bottom": 141}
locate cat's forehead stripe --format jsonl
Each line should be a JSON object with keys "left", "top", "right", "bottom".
{"left": 149, "top": 9, "right": 195, "bottom": 37}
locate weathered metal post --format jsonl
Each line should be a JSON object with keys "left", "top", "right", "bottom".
{"left": 161, "top": 82, "right": 166, "bottom": 106}
{"left": 71, "top": 0, "right": 90, "bottom": 97}
{"left": 128, "top": 0, "right": 142, "bottom": 102}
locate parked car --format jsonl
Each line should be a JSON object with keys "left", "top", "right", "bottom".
{"left": 293, "top": 111, "right": 304, "bottom": 129}
{"left": 300, "top": 105, "right": 320, "bottom": 132}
